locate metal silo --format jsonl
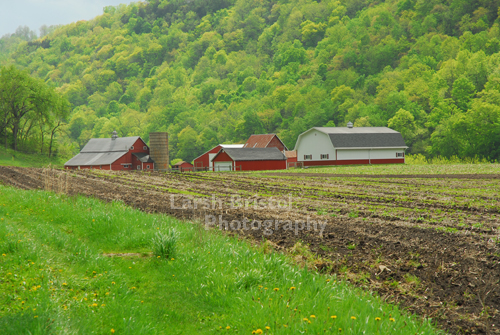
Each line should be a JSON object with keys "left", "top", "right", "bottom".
{"left": 149, "top": 132, "right": 169, "bottom": 171}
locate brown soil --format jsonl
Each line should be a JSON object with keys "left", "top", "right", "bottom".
{"left": 0, "top": 166, "right": 498, "bottom": 334}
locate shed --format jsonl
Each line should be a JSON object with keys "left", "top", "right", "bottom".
{"left": 211, "top": 147, "right": 287, "bottom": 171}
{"left": 243, "top": 134, "right": 288, "bottom": 151}
{"left": 64, "top": 133, "right": 154, "bottom": 171}
{"left": 294, "top": 125, "right": 408, "bottom": 166}
{"left": 172, "top": 161, "right": 194, "bottom": 171}
{"left": 193, "top": 144, "right": 244, "bottom": 170}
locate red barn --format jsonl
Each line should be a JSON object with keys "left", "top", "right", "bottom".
{"left": 64, "top": 133, "right": 154, "bottom": 171}
{"left": 212, "top": 147, "right": 287, "bottom": 171}
{"left": 243, "top": 134, "right": 288, "bottom": 151}
{"left": 285, "top": 150, "right": 298, "bottom": 166}
{"left": 172, "top": 161, "right": 194, "bottom": 171}
{"left": 193, "top": 144, "right": 244, "bottom": 170}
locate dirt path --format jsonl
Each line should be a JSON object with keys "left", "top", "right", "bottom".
{"left": 0, "top": 166, "right": 499, "bottom": 334}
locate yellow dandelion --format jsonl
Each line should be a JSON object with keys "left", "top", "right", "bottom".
{"left": 331, "top": 315, "right": 337, "bottom": 319}
{"left": 106, "top": 292, "right": 109, "bottom": 295}
{"left": 283, "top": 325, "right": 287, "bottom": 328}
{"left": 273, "top": 288, "right": 279, "bottom": 291}
{"left": 389, "top": 318, "right": 395, "bottom": 322}
{"left": 111, "top": 282, "right": 115, "bottom": 285}
{"left": 265, "top": 326, "right": 270, "bottom": 330}
{"left": 375, "top": 317, "right": 381, "bottom": 321}
{"left": 130, "top": 287, "right": 136, "bottom": 290}
{"left": 303, "top": 318, "right": 308, "bottom": 321}
{"left": 226, "top": 326, "right": 230, "bottom": 330}
{"left": 141, "top": 301, "right": 144, "bottom": 303}
{"left": 2, "top": 254, "right": 6, "bottom": 256}
{"left": 338, "top": 328, "right": 342, "bottom": 332}
{"left": 62, "top": 283, "right": 67, "bottom": 286}
{"left": 326, "top": 279, "right": 330, "bottom": 282}
{"left": 157, "top": 256, "right": 161, "bottom": 258}
{"left": 290, "top": 286, "right": 296, "bottom": 290}
{"left": 111, "top": 329, "right": 115, "bottom": 334}
{"left": 171, "top": 258, "right": 175, "bottom": 261}
{"left": 310, "top": 315, "right": 316, "bottom": 318}
{"left": 255, "top": 330, "right": 263, "bottom": 334}
{"left": 34, "top": 315, "right": 38, "bottom": 318}
{"left": 92, "top": 271, "right": 96, "bottom": 274}
{"left": 351, "top": 316, "right": 356, "bottom": 320}
{"left": 92, "top": 303, "right": 98, "bottom": 307}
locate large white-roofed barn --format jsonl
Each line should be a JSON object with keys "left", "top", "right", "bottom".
{"left": 294, "top": 122, "right": 408, "bottom": 166}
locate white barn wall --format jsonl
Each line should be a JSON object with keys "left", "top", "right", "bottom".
{"left": 296, "top": 129, "right": 335, "bottom": 162}
{"left": 370, "top": 149, "right": 401, "bottom": 159}
{"left": 337, "top": 149, "right": 369, "bottom": 160}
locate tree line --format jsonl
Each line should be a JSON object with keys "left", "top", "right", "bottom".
{"left": 0, "top": 0, "right": 499, "bottom": 162}
{"left": 0, "top": 66, "right": 70, "bottom": 156}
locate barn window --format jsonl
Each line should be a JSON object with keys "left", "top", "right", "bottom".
{"left": 396, "top": 152, "right": 405, "bottom": 157}
{"left": 147, "top": 165, "right": 150, "bottom": 169}
{"left": 130, "top": 146, "right": 134, "bottom": 150}
{"left": 304, "top": 155, "right": 312, "bottom": 160}
{"left": 143, "top": 146, "right": 147, "bottom": 150}
{"left": 320, "top": 154, "right": 329, "bottom": 159}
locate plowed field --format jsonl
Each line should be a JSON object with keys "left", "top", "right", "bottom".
{"left": 0, "top": 166, "right": 499, "bottom": 334}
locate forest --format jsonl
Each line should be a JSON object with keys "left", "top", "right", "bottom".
{"left": 0, "top": 0, "right": 499, "bottom": 162}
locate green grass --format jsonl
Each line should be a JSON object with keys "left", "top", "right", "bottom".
{"left": 0, "top": 185, "right": 442, "bottom": 334}
{"left": 0, "top": 145, "right": 66, "bottom": 168}
{"left": 269, "top": 162, "right": 500, "bottom": 175}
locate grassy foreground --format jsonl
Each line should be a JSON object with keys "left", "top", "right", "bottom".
{"left": 0, "top": 186, "right": 441, "bottom": 334}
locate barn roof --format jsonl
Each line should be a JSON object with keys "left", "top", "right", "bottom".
{"left": 64, "top": 151, "right": 127, "bottom": 166}
{"left": 243, "top": 134, "right": 288, "bottom": 150}
{"left": 81, "top": 136, "right": 141, "bottom": 153}
{"left": 193, "top": 144, "right": 244, "bottom": 161}
{"left": 313, "top": 127, "right": 408, "bottom": 149}
{"left": 216, "top": 147, "right": 287, "bottom": 161}
{"left": 285, "top": 150, "right": 297, "bottom": 158}
{"left": 132, "top": 153, "right": 154, "bottom": 163}
{"left": 65, "top": 136, "right": 146, "bottom": 166}
{"left": 172, "top": 161, "right": 193, "bottom": 167}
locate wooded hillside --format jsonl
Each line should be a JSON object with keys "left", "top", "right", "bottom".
{"left": 1, "top": 0, "right": 499, "bottom": 162}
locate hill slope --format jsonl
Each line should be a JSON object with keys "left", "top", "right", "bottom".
{"left": 1, "top": 0, "right": 500, "bottom": 161}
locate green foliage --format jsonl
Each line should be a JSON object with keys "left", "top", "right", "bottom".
{"left": 0, "top": 186, "right": 442, "bottom": 334}
{"left": 151, "top": 228, "right": 178, "bottom": 259}
{"left": 1, "top": 0, "right": 500, "bottom": 161}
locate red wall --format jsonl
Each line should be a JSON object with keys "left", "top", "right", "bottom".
{"left": 303, "top": 158, "right": 405, "bottom": 167}
{"left": 237, "top": 160, "right": 287, "bottom": 171}
{"left": 194, "top": 145, "right": 222, "bottom": 168}
{"left": 65, "top": 138, "right": 150, "bottom": 171}
{"left": 212, "top": 151, "right": 233, "bottom": 163}
{"left": 267, "top": 136, "right": 286, "bottom": 151}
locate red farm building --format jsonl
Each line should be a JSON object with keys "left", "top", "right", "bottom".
{"left": 212, "top": 147, "right": 287, "bottom": 171}
{"left": 64, "top": 132, "right": 155, "bottom": 171}
{"left": 193, "top": 144, "right": 244, "bottom": 170}
{"left": 172, "top": 161, "right": 194, "bottom": 171}
{"left": 243, "top": 134, "right": 288, "bottom": 151}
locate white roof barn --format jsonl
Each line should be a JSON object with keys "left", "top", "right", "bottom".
{"left": 294, "top": 124, "right": 408, "bottom": 166}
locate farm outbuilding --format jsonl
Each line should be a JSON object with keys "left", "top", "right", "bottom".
{"left": 294, "top": 123, "right": 408, "bottom": 167}
{"left": 172, "top": 161, "right": 194, "bottom": 171}
{"left": 243, "top": 134, "right": 288, "bottom": 151}
{"left": 193, "top": 144, "right": 244, "bottom": 170}
{"left": 285, "top": 150, "right": 298, "bottom": 167}
{"left": 211, "top": 147, "right": 287, "bottom": 171}
{"left": 64, "top": 132, "right": 154, "bottom": 171}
